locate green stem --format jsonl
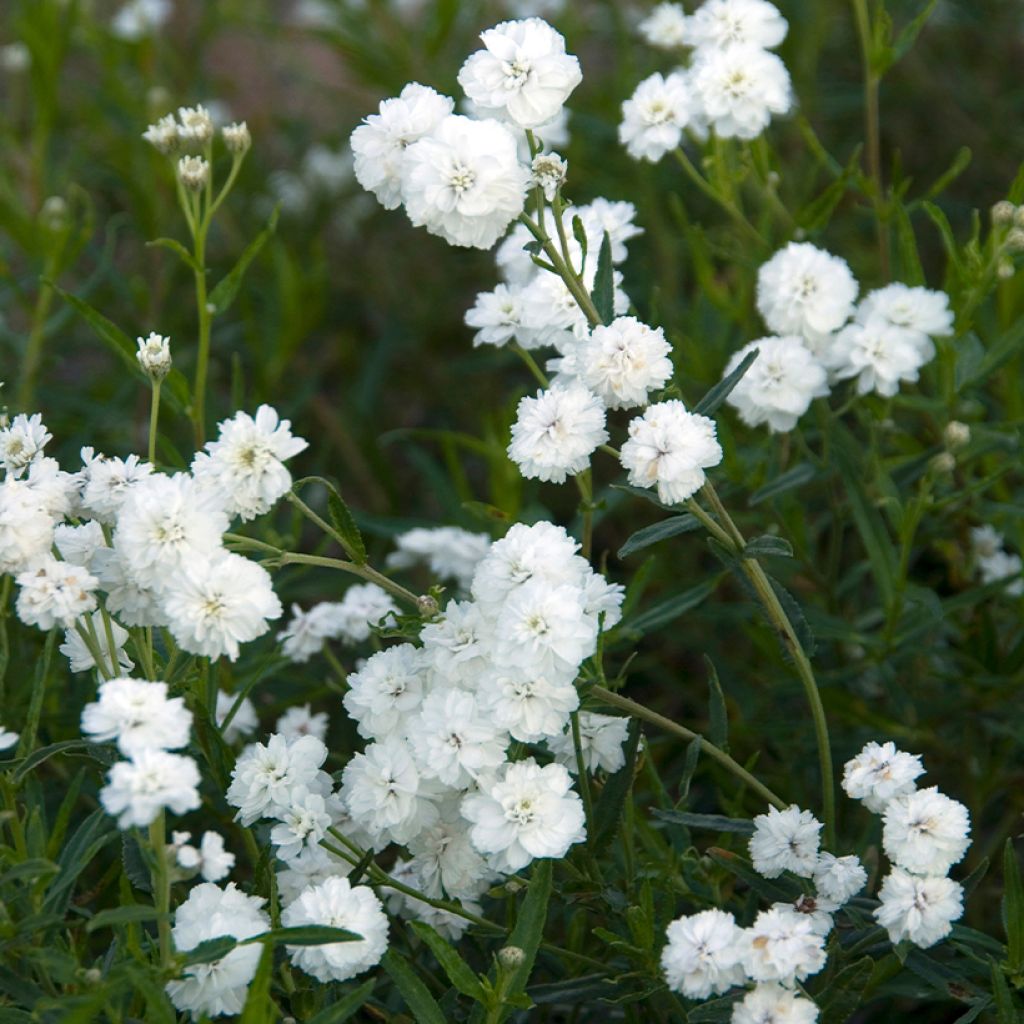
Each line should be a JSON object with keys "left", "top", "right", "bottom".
{"left": 590, "top": 685, "right": 785, "bottom": 810}
{"left": 17, "top": 250, "right": 60, "bottom": 410}
{"left": 672, "top": 148, "right": 766, "bottom": 248}
{"left": 512, "top": 343, "right": 550, "bottom": 389}
{"left": 148, "top": 379, "right": 161, "bottom": 465}
{"left": 575, "top": 469, "right": 594, "bottom": 561}
{"left": 148, "top": 813, "right": 172, "bottom": 969}
{"left": 77, "top": 620, "right": 114, "bottom": 682}
{"left": 279, "top": 552, "right": 420, "bottom": 609}
{"left": 192, "top": 223, "right": 211, "bottom": 445}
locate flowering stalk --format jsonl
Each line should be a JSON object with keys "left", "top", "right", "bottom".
{"left": 672, "top": 146, "right": 766, "bottom": 247}
{"left": 148, "top": 811, "right": 172, "bottom": 970}
{"left": 147, "top": 378, "right": 161, "bottom": 465}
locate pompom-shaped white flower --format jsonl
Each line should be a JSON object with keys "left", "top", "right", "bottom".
{"left": 740, "top": 904, "right": 827, "bottom": 984}
{"left": 276, "top": 704, "right": 329, "bottom": 743}
{"left": 978, "top": 550, "right": 1024, "bottom": 595}
{"left": 508, "top": 382, "right": 608, "bottom": 483}
{"left": 411, "top": 688, "right": 507, "bottom": 787}
{"left": 882, "top": 787, "right": 971, "bottom": 876}
{"left": 548, "top": 712, "right": 630, "bottom": 774}
{"left": 330, "top": 583, "right": 400, "bottom": 645}
{"left": 725, "top": 337, "right": 829, "bottom": 433}
{"left": 620, "top": 400, "right": 723, "bottom": 504}
{"left": 351, "top": 83, "right": 454, "bottom": 210}
{"left": 0, "top": 413, "right": 51, "bottom": 476}
{"left": 749, "top": 804, "right": 823, "bottom": 878}
{"left": 227, "top": 734, "right": 328, "bottom": 825}
{"left": 407, "top": 809, "right": 493, "bottom": 900}
{"left": 420, "top": 599, "right": 494, "bottom": 687}
{"left": 16, "top": 558, "right": 98, "bottom": 630}
{"left": 402, "top": 114, "right": 530, "bottom": 249}
{"left": 136, "top": 332, "right": 172, "bottom": 379}
{"left": 79, "top": 450, "right": 154, "bottom": 524}
{"left": 277, "top": 845, "right": 353, "bottom": 905}
{"left": 687, "top": 0, "right": 788, "bottom": 52}
{"left": 812, "top": 853, "right": 867, "bottom": 911}
{"left": 619, "top": 71, "right": 695, "bottom": 162}
{"left": 692, "top": 44, "right": 791, "bottom": 140}
{"left": 458, "top": 18, "right": 581, "bottom": 130}
{"left": 462, "top": 758, "right": 585, "bottom": 872}
{"left": 387, "top": 526, "right": 492, "bottom": 593}
{"left": 191, "top": 405, "right": 308, "bottom": 521}
{"left": 639, "top": 3, "right": 689, "bottom": 49}
{"left": 343, "top": 643, "right": 426, "bottom": 740}
{"left": 484, "top": 670, "right": 579, "bottom": 743}
{"left": 100, "top": 749, "right": 201, "bottom": 828}
{"left": 826, "top": 315, "right": 931, "bottom": 397}
{"left": 875, "top": 868, "right": 963, "bottom": 948}
{"left": 857, "top": 284, "right": 953, "bottom": 339}
{"left": 465, "top": 283, "right": 533, "bottom": 349}
{"left": 732, "top": 982, "right": 819, "bottom": 1024}
{"left": 81, "top": 676, "right": 192, "bottom": 757}
{"left": 841, "top": 740, "right": 924, "bottom": 813}
{"left": 572, "top": 317, "right": 673, "bottom": 410}
{"left": 54, "top": 521, "right": 107, "bottom": 570}
{"left": 176, "top": 831, "right": 236, "bottom": 883}
{"left": 660, "top": 908, "right": 745, "bottom": 998}
{"left": 0, "top": 478, "right": 55, "bottom": 574}
{"left": 756, "top": 243, "right": 858, "bottom": 348}
{"left": 341, "top": 736, "right": 429, "bottom": 843}
{"left": 270, "top": 789, "right": 333, "bottom": 862}
{"left": 161, "top": 552, "right": 282, "bottom": 662}
{"left": 165, "top": 882, "right": 269, "bottom": 1020}
{"left": 282, "top": 876, "right": 388, "bottom": 982}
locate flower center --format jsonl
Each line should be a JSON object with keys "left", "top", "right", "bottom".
{"left": 449, "top": 163, "right": 477, "bottom": 195}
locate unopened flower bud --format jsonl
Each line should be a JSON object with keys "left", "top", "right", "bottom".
{"left": 497, "top": 945, "right": 526, "bottom": 968}
{"left": 416, "top": 593, "right": 439, "bottom": 618}
{"left": 991, "top": 200, "right": 1016, "bottom": 226}
{"left": 943, "top": 420, "right": 970, "bottom": 450}
{"left": 998, "top": 258, "right": 1016, "bottom": 280}
{"left": 178, "top": 155, "right": 210, "bottom": 191}
{"left": 177, "top": 104, "right": 214, "bottom": 146}
{"left": 766, "top": 170, "right": 781, "bottom": 188}
{"left": 39, "top": 196, "right": 69, "bottom": 233}
{"left": 1015, "top": 206, "right": 1024, "bottom": 230}
{"left": 531, "top": 152, "right": 567, "bottom": 201}
{"left": 0, "top": 42, "right": 30, "bottom": 74}
{"left": 83, "top": 968, "right": 102, "bottom": 985}
{"left": 136, "top": 333, "right": 172, "bottom": 380}
{"left": 222, "top": 121, "right": 251, "bottom": 155}
{"left": 1005, "top": 229, "right": 1024, "bottom": 254}
{"left": 930, "top": 451, "right": 956, "bottom": 474}
{"left": 143, "top": 114, "right": 179, "bottom": 154}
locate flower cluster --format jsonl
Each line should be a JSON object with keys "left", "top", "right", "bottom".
{"left": 624, "top": 0, "right": 792, "bottom": 161}
{"left": 723, "top": 242, "right": 954, "bottom": 433}
{"left": 970, "top": 525, "right": 1023, "bottom": 596}
{"left": 843, "top": 741, "right": 969, "bottom": 947}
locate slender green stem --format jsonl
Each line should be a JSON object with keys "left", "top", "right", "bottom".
{"left": 17, "top": 262, "right": 58, "bottom": 411}
{"left": 0, "top": 776, "right": 29, "bottom": 860}
{"left": 570, "top": 711, "right": 596, "bottom": 833}
{"left": 192, "top": 225, "right": 211, "bottom": 445}
{"left": 77, "top": 620, "right": 114, "bottom": 681}
{"left": 672, "top": 148, "right": 766, "bottom": 248}
{"left": 148, "top": 813, "right": 172, "bottom": 969}
{"left": 700, "top": 481, "right": 835, "bottom": 844}
{"left": 512, "top": 343, "right": 550, "bottom": 388}
{"left": 575, "top": 469, "right": 594, "bottom": 561}
{"left": 98, "top": 607, "right": 122, "bottom": 678}
{"left": 279, "top": 552, "right": 420, "bottom": 608}
{"left": 590, "top": 685, "right": 785, "bottom": 810}
{"left": 148, "top": 379, "right": 161, "bottom": 465}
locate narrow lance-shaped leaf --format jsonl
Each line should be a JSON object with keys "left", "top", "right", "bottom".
{"left": 591, "top": 231, "right": 614, "bottom": 325}
{"left": 208, "top": 205, "right": 280, "bottom": 315}
{"left": 694, "top": 348, "right": 759, "bottom": 417}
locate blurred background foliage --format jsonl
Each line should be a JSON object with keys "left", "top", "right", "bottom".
{"left": 1, "top": 2, "right": 1023, "bottom": 1016}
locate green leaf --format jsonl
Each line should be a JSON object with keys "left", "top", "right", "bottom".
{"left": 748, "top": 464, "right": 818, "bottom": 506}
{"left": 1003, "top": 839, "right": 1024, "bottom": 973}
{"left": 408, "top": 921, "right": 487, "bottom": 1002}
{"left": 892, "top": 0, "right": 941, "bottom": 62}
{"left": 591, "top": 231, "right": 614, "bottom": 325}
{"left": 817, "top": 956, "right": 874, "bottom": 1024}
{"left": 922, "top": 200, "right": 961, "bottom": 275}
{"left": 893, "top": 203, "right": 926, "bottom": 286}
{"left": 707, "top": 847, "right": 795, "bottom": 903}
{"left": 244, "top": 925, "right": 362, "bottom": 946}
{"left": 183, "top": 935, "right": 238, "bottom": 966}
{"left": 306, "top": 978, "right": 377, "bottom": 1023}
{"left": 208, "top": 205, "right": 280, "bottom": 315}
{"left": 694, "top": 348, "right": 758, "bottom": 417}
{"left": 617, "top": 515, "right": 700, "bottom": 558}
{"left": 704, "top": 655, "right": 728, "bottom": 750}
{"left": 239, "top": 943, "right": 276, "bottom": 1024}
{"left": 625, "top": 579, "right": 717, "bottom": 635}
{"left": 86, "top": 905, "right": 165, "bottom": 932}
{"left": 991, "top": 960, "right": 1018, "bottom": 1024}
{"left": 676, "top": 736, "right": 702, "bottom": 805}
{"left": 382, "top": 948, "right": 448, "bottom": 1024}
{"left": 767, "top": 575, "right": 817, "bottom": 659}
{"left": 13, "top": 739, "right": 97, "bottom": 783}
{"left": 42, "top": 809, "right": 115, "bottom": 914}
{"left": 146, "top": 236, "right": 201, "bottom": 273}
{"left": 591, "top": 718, "right": 642, "bottom": 854}
{"left": 653, "top": 810, "right": 754, "bottom": 834}
{"left": 0, "top": 857, "right": 59, "bottom": 887}
{"left": 497, "top": 859, "right": 554, "bottom": 1020}
{"left": 328, "top": 488, "right": 368, "bottom": 565}
{"left": 744, "top": 535, "right": 794, "bottom": 559}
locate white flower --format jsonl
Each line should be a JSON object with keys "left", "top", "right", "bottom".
{"left": 465, "top": 283, "right": 534, "bottom": 349}
{"left": 749, "top": 805, "right": 823, "bottom": 878}
{"left": 111, "top": 0, "right": 171, "bottom": 40}
{"left": 875, "top": 868, "right": 963, "bottom": 948}
{"left": 0, "top": 413, "right": 50, "bottom": 476}
{"left": 93, "top": 549, "right": 165, "bottom": 628}
{"left": 978, "top": 551, "right": 1024, "bottom": 596}
{"left": 461, "top": 758, "right": 585, "bottom": 872}
{"left": 343, "top": 644, "right": 426, "bottom": 740}
{"left": 270, "top": 789, "right": 333, "bottom": 862}
{"left": 570, "top": 317, "right": 673, "bottom": 410}
{"left": 756, "top": 243, "right": 858, "bottom": 349}
{"left": 143, "top": 113, "right": 179, "bottom": 153}
{"left": 547, "top": 712, "right": 630, "bottom": 774}
{"left": 18, "top": 457, "right": 76, "bottom": 519}
{"left": 458, "top": 18, "right": 582, "bottom": 130}
{"left": 177, "top": 831, "right": 236, "bottom": 883}
{"left": 222, "top": 121, "right": 251, "bottom": 154}
{"left": 178, "top": 155, "right": 210, "bottom": 191}
{"left": 826, "top": 315, "right": 931, "bottom": 397}
{"left": 282, "top": 877, "right": 388, "bottom": 983}
{"left": 278, "top": 603, "right": 333, "bottom": 663}
{"left": 582, "top": 570, "right": 626, "bottom": 630}
{"left": 227, "top": 734, "right": 328, "bottom": 825}
{"left": 639, "top": 3, "right": 689, "bottom": 49}
{"left": 692, "top": 44, "right": 792, "bottom": 140}
{"left": 419, "top": 599, "right": 494, "bottom": 686}
{"left": 402, "top": 114, "right": 530, "bottom": 249}
{"left": 882, "top": 787, "right": 971, "bottom": 876}
{"left": 841, "top": 740, "right": 924, "bottom": 813}
{"left": 165, "top": 882, "right": 269, "bottom": 1020}
{"left": 619, "top": 71, "right": 695, "bottom": 162}
{"left": 79, "top": 450, "right": 153, "bottom": 524}
{"left": 970, "top": 525, "right": 1003, "bottom": 560}
{"left": 192, "top": 405, "right": 308, "bottom": 522}
{"left": 113, "top": 473, "right": 227, "bottom": 590}
{"left": 0, "top": 478, "right": 55, "bottom": 574}
{"left": 216, "top": 690, "right": 259, "bottom": 744}
{"left": 100, "top": 749, "right": 201, "bottom": 828}
{"left": 0, "top": 723, "right": 19, "bottom": 750}
{"left": 386, "top": 526, "right": 491, "bottom": 593}
{"left": 740, "top": 904, "right": 827, "bottom": 984}
{"left": 725, "top": 337, "right": 829, "bottom": 433}
{"left": 688, "top": 0, "right": 788, "bottom": 52}
{"left": 276, "top": 704, "right": 329, "bottom": 743}
{"left": 351, "top": 83, "right": 455, "bottom": 210}
{"left": 857, "top": 284, "right": 953, "bottom": 340}
{"left": 620, "top": 400, "right": 723, "bottom": 504}
{"left": 330, "top": 584, "right": 400, "bottom": 645}
{"left": 136, "top": 333, "right": 172, "bottom": 379}
{"left": 484, "top": 671, "right": 579, "bottom": 743}
{"left": 411, "top": 688, "right": 507, "bottom": 786}
{"left": 16, "top": 558, "right": 98, "bottom": 631}
{"left": 81, "top": 676, "right": 191, "bottom": 757}
{"left": 407, "top": 808, "right": 493, "bottom": 900}
{"left": 54, "top": 521, "right": 107, "bottom": 570}
{"left": 508, "top": 382, "right": 608, "bottom": 483}
{"left": 732, "top": 982, "right": 819, "bottom": 1024}
{"left": 161, "top": 552, "right": 282, "bottom": 662}
{"left": 532, "top": 151, "right": 567, "bottom": 200}
{"left": 577, "top": 198, "right": 644, "bottom": 263}
{"left": 176, "top": 104, "right": 215, "bottom": 145}
{"left": 277, "top": 845, "right": 352, "bottom": 905}
{"left": 812, "top": 853, "right": 867, "bottom": 911}
{"left": 660, "top": 908, "right": 745, "bottom": 998}
{"left": 60, "top": 611, "right": 134, "bottom": 675}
